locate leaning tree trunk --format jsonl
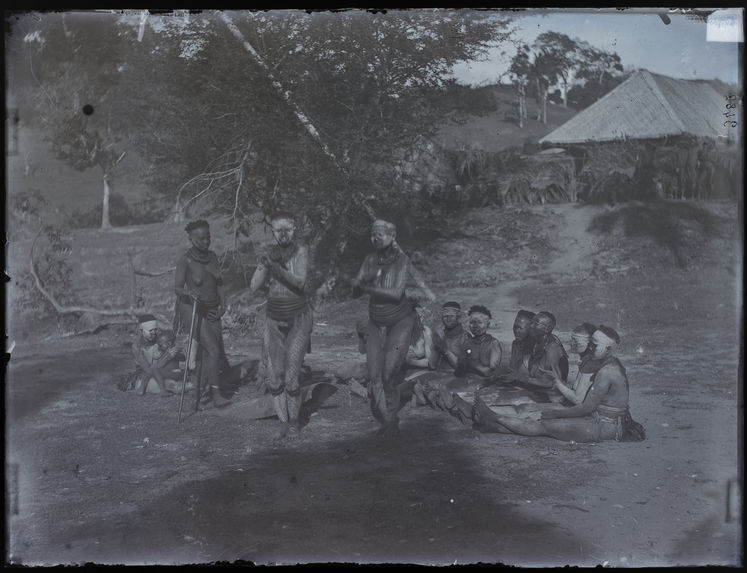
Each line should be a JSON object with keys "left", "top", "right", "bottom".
{"left": 101, "top": 172, "right": 112, "bottom": 229}
{"left": 220, "top": 12, "right": 376, "bottom": 222}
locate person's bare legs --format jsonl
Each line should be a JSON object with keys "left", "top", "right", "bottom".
{"left": 378, "top": 312, "right": 416, "bottom": 436}
{"left": 472, "top": 397, "right": 516, "bottom": 433}
{"left": 283, "top": 307, "right": 313, "bottom": 438}
{"left": 265, "top": 317, "right": 292, "bottom": 439}
{"left": 475, "top": 401, "right": 605, "bottom": 442}
{"left": 366, "top": 322, "right": 388, "bottom": 427}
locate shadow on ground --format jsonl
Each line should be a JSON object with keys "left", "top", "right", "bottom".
{"left": 56, "top": 416, "right": 585, "bottom": 566}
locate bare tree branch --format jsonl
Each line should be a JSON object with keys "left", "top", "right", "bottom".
{"left": 220, "top": 11, "right": 377, "bottom": 221}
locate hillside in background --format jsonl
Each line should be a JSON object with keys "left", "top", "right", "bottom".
{"left": 6, "top": 82, "right": 580, "bottom": 233}
{"left": 7, "top": 199, "right": 738, "bottom": 343}
{"left": 436, "top": 83, "right": 579, "bottom": 152}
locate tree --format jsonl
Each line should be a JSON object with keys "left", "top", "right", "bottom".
{"left": 9, "top": 10, "right": 513, "bottom": 294}
{"left": 122, "top": 10, "right": 512, "bottom": 290}
{"left": 506, "top": 37, "right": 561, "bottom": 126}
{"left": 8, "top": 12, "right": 131, "bottom": 229}
{"left": 506, "top": 31, "right": 626, "bottom": 124}
{"left": 507, "top": 44, "right": 532, "bottom": 128}
{"left": 532, "top": 31, "right": 578, "bottom": 108}
{"left": 568, "top": 40, "right": 627, "bottom": 108}
{"left": 49, "top": 116, "right": 127, "bottom": 229}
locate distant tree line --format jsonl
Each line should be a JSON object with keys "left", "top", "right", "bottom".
{"left": 505, "top": 31, "right": 627, "bottom": 126}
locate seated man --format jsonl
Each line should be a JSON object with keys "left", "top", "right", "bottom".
{"left": 457, "top": 309, "right": 543, "bottom": 411}
{"left": 431, "top": 301, "right": 469, "bottom": 373}
{"left": 522, "top": 311, "right": 569, "bottom": 394}
{"left": 472, "top": 326, "right": 646, "bottom": 443}
{"left": 506, "top": 309, "right": 536, "bottom": 383}
{"left": 455, "top": 305, "right": 503, "bottom": 380}
{"left": 417, "top": 305, "right": 503, "bottom": 422}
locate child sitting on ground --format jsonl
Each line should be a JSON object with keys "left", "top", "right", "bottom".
{"left": 152, "top": 329, "right": 193, "bottom": 394}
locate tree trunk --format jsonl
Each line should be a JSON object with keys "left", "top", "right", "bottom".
{"left": 535, "top": 79, "right": 543, "bottom": 121}
{"left": 101, "top": 172, "right": 112, "bottom": 229}
{"left": 517, "top": 94, "right": 523, "bottom": 129}
{"left": 542, "top": 92, "right": 548, "bottom": 124}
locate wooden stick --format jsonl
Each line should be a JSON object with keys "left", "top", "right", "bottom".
{"left": 178, "top": 299, "right": 198, "bottom": 423}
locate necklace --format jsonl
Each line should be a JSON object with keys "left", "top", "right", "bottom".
{"left": 376, "top": 245, "right": 399, "bottom": 266}
{"left": 272, "top": 242, "right": 297, "bottom": 265}
{"left": 187, "top": 246, "right": 211, "bottom": 264}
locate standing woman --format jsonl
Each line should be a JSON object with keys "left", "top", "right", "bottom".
{"left": 352, "top": 219, "right": 417, "bottom": 437}
{"left": 174, "top": 219, "right": 231, "bottom": 407}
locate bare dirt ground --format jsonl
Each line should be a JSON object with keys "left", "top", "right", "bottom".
{"left": 5, "top": 202, "right": 742, "bottom": 567}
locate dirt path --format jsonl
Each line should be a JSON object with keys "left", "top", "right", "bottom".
{"left": 545, "top": 204, "right": 605, "bottom": 277}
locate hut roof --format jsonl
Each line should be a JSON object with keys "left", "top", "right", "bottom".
{"left": 540, "top": 70, "right": 730, "bottom": 144}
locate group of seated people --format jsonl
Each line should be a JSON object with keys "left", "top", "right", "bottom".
{"left": 126, "top": 299, "right": 644, "bottom": 443}
{"left": 338, "top": 301, "right": 645, "bottom": 443}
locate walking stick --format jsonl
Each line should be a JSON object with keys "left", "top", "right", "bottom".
{"left": 178, "top": 299, "right": 198, "bottom": 424}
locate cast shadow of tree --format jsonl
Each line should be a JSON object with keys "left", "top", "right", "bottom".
{"left": 66, "top": 417, "right": 587, "bottom": 566}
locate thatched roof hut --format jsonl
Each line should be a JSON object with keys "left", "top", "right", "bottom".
{"left": 540, "top": 70, "right": 733, "bottom": 145}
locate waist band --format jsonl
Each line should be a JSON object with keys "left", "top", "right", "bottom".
{"left": 597, "top": 404, "right": 627, "bottom": 418}
{"left": 369, "top": 298, "right": 412, "bottom": 327}
{"left": 267, "top": 297, "right": 308, "bottom": 321}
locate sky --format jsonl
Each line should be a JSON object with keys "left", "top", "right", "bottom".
{"left": 451, "top": 8, "right": 742, "bottom": 87}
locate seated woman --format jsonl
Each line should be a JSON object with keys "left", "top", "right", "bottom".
{"left": 405, "top": 301, "right": 438, "bottom": 373}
